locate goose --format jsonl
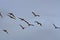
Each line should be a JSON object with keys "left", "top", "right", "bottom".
{"left": 35, "top": 21, "right": 42, "bottom": 26}
{"left": 19, "top": 24, "right": 25, "bottom": 29}
{"left": 3, "top": 29, "right": 8, "bottom": 34}
{"left": 7, "top": 14, "right": 16, "bottom": 20}
{"left": 32, "top": 11, "right": 40, "bottom": 17}
{"left": 53, "top": 24, "right": 60, "bottom": 29}
{"left": 24, "top": 20, "right": 34, "bottom": 26}
{"left": 18, "top": 17, "right": 25, "bottom": 21}
{"left": 8, "top": 13, "right": 15, "bottom": 17}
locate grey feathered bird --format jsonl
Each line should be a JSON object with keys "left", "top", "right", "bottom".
{"left": 32, "top": 11, "right": 40, "bottom": 17}
{"left": 35, "top": 21, "right": 42, "bottom": 26}
{"left": 53, "top": 24, "right": 60, "bottom": 29}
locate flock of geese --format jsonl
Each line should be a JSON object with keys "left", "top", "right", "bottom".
{"left": 0, "top": 11, "right": 60, "bottom": 34}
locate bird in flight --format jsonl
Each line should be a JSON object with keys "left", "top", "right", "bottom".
{"left": 0, "top": 12, "right": 3, "bottom": 18}
{"left": 24, "top": 20, "right": 34, "bottom": 26}
{"left": 3, "top": 29, "right": 8, "bottom": 34}
{"left": 32, "top": 11, "right": 40, "bottom": 17}
{"left": 18, "top": 17, "right": 25, "bottom": 21}
{"left": 7, "top": 15, "right": 16, "bottom": 20}
{"left": 7, "top": 13, "right": 16, "bottom": 20}
{"left": 35, "top": 21, "right": 42, "bottom": 26}
{"left": 19, "top": 24, "right": 25, "bottom": 29}
{"left": 8, "top": 13, "right": 15, "bottom": 17}
{"left": 53, "top": 24, "right": 60, "bottom": 29}
{"left": 18, "top": 17, "right": 34, "bottom": 26}
{"left": 28, "top": 23, "right": 34, "bottom": 26}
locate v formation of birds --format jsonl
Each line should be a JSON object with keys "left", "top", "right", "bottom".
{"left": 0, "top": 11, "right": 60, "bottom": 34}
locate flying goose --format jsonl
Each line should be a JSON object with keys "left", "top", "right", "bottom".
{"left": 18, "top": 17, "right": 34, "bottom": 26}
{"left": 3, "top": 29, "right": 8, "bottom": 34}
{"left": 19, "top": 24, "right": 25, "bottom": 29}
{"left": 18, "top": 17, "right": 25, "bottom": 21}
{"left": 53, "top": 24, "right": 60, "bottom": 29}
{"left": 35, "top": 21, "right": 42, "bottom": 26}
{"left": 7, "top": 14, "right": 16, "bottom": 20}
{"left": 8, "top": 13, "right": 15, "bottom": 17}
{"left": 24, "top": 20, "right": 34, "bottom": 26}
{"left": 32, "top": 11, "right": 40, "bottom": 17}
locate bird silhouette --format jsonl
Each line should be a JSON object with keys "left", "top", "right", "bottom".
{"left": 8, "top": 13, "right": 15, "bottom": 17}
{"left": 28, "top": 23, "right": 34, "bottom": 26}
{"left": 7, "top": 14, "right": 16, "bottom": 20}
{"left": 24, "top": 20, "right": 34, "bottom": 26}
{"left": 18, "top": 17, "right": 25, "bottom": 21}
{"left": 3, "top": 29, "right": 8, "bottom": 34}
{"left": 53, "top": 24, "right": 60, "bottom": 29}
{"left": 18, "top": 17, "right": 34, "bottom": 26}
{"left": 19, "top": 24, "right": 25, "bottom": 29}
{"left": 35, "top": 21, "right": 42, "bottom": 26}
{"left": 0, "top": 12, "right": 3, "bottom": 18}
{"left": 32, "top": 11, "right": 40, "bottom": 17}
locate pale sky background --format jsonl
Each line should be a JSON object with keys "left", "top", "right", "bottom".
{"left": 0, "top": 0, "right": 60, "bottom": 40}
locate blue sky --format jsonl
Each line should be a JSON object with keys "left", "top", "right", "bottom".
{"left": 0, "top": 0, "right": 60, "bottom": 40}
